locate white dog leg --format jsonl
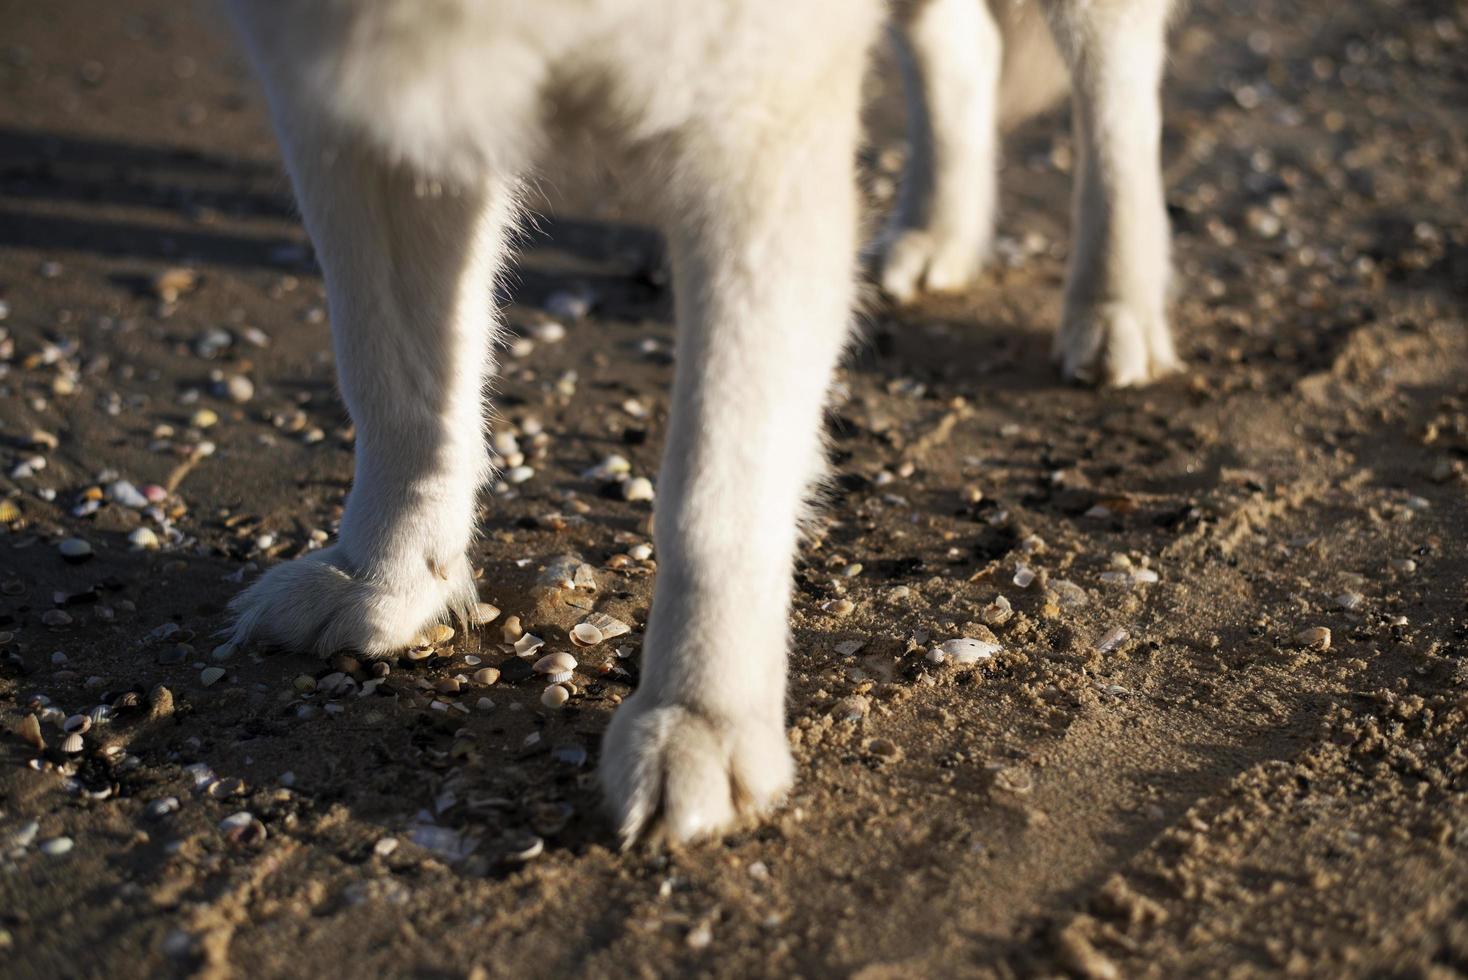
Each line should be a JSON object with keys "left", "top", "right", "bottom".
{"left": 879, "top": 0, "right": 1002, "bottom": 302}
{"left": 1045, "top": 0, "right": 1180, "bottom": 386}
{"left": 599, "top": 91, "right": 865, "bottom": 847}
{"left": 229, "top": 131, "right": 516, "bottom": 657}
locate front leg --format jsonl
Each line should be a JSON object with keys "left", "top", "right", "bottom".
{"left": 599, "top": 91, "right": 865, "bottom": 847}
{"left": 1045, "top": 0, "right": 1181, "bottom": 386}
{"left": 229, "top": 125, "right": 517, "bottom": 657}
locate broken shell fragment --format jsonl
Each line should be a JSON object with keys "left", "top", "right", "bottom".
{"left": 929, "top": 638, "right": 1000, "bottom": 665}
{"left": 514, "top": 633, "right": 545, "bottom": 658}
{"left": 583, "top": 612, "right": 630, "bottom": 640}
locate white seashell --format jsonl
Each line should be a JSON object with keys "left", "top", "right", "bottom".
{"left": 628, "top": 543, "right": 653, "bottom": 561}
{"left": 88, "top": 704, "right": 112, "bottom": 726}
{"left": 470, "top": 602, "right": 500, "bottom": 625}
{"left": 63, "top": 714, "right": 91, "bottom": 734}
{"left": 528, "top": 320, "right": 567, "bottom": 343}
{"left": 1096, "top": 627, "right": 1130, "bottom": 654}
{"left": 933, "top": 638, "right": 1000, "bottom": 665}
{"left": 1335, "top": 591, "right": 1363, "bottom": 611}
{"left": 219, "top": 812, "right": 255, "bottom": 832}
{"left": 583, "top": 612, "right": 631, "bottom": 640}
{"left": 582, "top": 454, "right": 631, "bottom": 481}
{"left": 540, "top": 684, "right": 570, "bottom": 709}
{"left": 570, "top": 623, "right": 604, "bottom": 647}
{"left": 622, "top": 477, "right": 655, "bottom": 502}
{"left": 533, "top": 652, "right": 578, "bottom": 683}
{"left": 60, "top": 732, "right": 84, "bottom": 753}
{"left": 128, "top": 527, "right": 160, "bottom": 550}
{"left": 1013, "top": 565, "right": 1036, "bottom": 588}
{"left": 514, "top": 634, "right": 545, "bottom": 658}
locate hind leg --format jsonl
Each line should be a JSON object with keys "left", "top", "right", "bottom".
{"left": 1045, "top": 0, "right": 1180, "bottom": 386}
{"left": 229, "top": 121, "right": 517, "bottom": 657}
{"left": 877, "top": 0, "right": 1002, "bottom": 302}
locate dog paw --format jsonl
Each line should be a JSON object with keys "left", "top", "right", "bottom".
{"left": 876, "top": 228, "right": 987, "bottom": 304}
{"left": 1054, "top": 301, "right": 1181, "bottom": 387}
{"left": 599, "top": 699, "right": 794, "bottom": 848}
{"left": 227, "top": 545, "right": 477, "bottom": 658}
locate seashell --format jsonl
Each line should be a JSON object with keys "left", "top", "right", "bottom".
{"left": 501, "top": 830, "right": 545, "bottom": 862}
{"left": 88, "top": 704, "right": 112, "bottom": 726}
{"left": 1335, "top": 591, "right": 1363, "bottom": 611}
{"left": 63, "top": 714, "right": 91, "bottom": 735}
{"left": 1012, "top": 565, "right": 1036, "bottom": 588}
{"left": 534, "top": 652, "right": 578, "bottom": 684}
{"left": 40, "top": 836, "right": 74, "bottom": 856}
{"left": 470, "top": 602, "right": 500, "bottom": 626}
{"left": 435, "top": 677, "right": 461, "bottom": 695}
{"left": 931, "top": 638, "right": 1000, "bottom": 665}
{"left": 220, "top": 812, "right": 267, "bottom": 846}
{"left": 16, "top": 713, "right": 45, "bottom": 751}
{"left": 628, "top": 543, "right": 653, "bottom": 561}
{"left": 584, "top": 612, "right": 631, "bottom": 640}
{"left": 1095, "top": 627, "right": 1130, "bottom": 654}
{"left": 569, "top": 622, "right": 604, "bottom": 647}
{"left": 472, "top": 667, "right": 500, "bottom": 686}
{"left": 514, "top": 633, "right": 545, "bottom": 658}
{"left": 1295, "top": 626, "right": 1331, "bottom": 651}
{"left": 200, "top": 667, "right": 226, "bottom": 687}
{"left": 540, "top": 685, "right": 570, "bottom": 709}
{"left": 501, "top": 615, "right": 524, "bottom": 643}
{"left": 428, "top": 624, "right": 455, "bottom": 646}
{"left": 208, "top": 777, "right": 246, "bottom": 799}
{"left": 60, "top": 732, "right": 84, "bottom": 754}
{"left": 621, "top": 477, "right": 655, "bottom": 502}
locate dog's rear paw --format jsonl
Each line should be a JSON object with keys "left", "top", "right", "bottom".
{"left": 228, "top": 545, "right": 476, "bottom": 658}
{"left": 1054, "top": 301, "right": 1181, "bottom": 388}
{"left": 599, "top": 699, "right": 794, "bottom": 848}
{"left": 875, "top": 228, "right": 987, "bottom": 304}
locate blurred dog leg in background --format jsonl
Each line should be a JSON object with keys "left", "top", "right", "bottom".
{"left": 880, "top": 0, "right": 1180, "bottom": 386}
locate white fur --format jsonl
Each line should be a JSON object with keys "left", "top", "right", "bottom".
{"left": 222, "top": 0, "right": 1178, "bottom": 846}
{"left": 881, "top": 0, "right": 1180, "bottom": 385}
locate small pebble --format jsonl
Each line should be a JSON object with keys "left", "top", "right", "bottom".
{"left": 58, "top": 538, "right": 93, "bottom": 563}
